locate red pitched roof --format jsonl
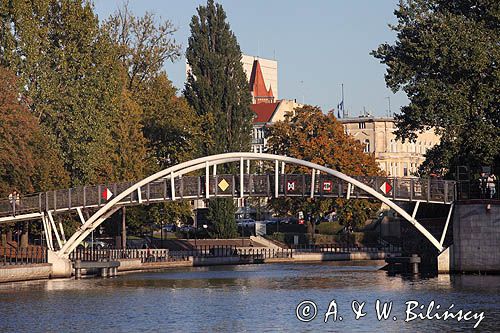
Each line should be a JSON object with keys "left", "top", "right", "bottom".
{"left": 249, "top": 60, "right": 274, "bottom": 101}
{"left": 250, "top": 102, "right": 279, "bottom": 123}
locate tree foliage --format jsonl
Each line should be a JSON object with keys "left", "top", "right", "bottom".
{"left": 105, "top": 4, "right": 201, "bottom": 229}
{"left": 104, "top": 3, "right": 181, "bottom": 93}
{"left": 138, "top": 74, "right": 202, "bottom": 169}
{"left": 105, "top": 4, "right": 200, "bottom": 170}
{"left": 207, "top": 198, "right": 237, "bottom": 239}
{"left": 0, "top": 0, "right": 128, "bottom": 185}
{"left": 184, "top": 0, "right": 253, "bottom": 156}
{"left": 372, "top": 0, "right": 500, "bottom": 171}
{"left": 266, "top": 106, "right": 382, "bottom": 230}
{"left": 184, "top": 0, "right": 253, "bottom": 236}
{"left": 268, "top": 106, "right": 381, "bottom": 175}
{"left": 0, "top": 67, "right": 68, "bottom": 196}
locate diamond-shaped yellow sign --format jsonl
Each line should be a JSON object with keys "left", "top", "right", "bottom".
{"left": 218, "top": 179, "right": 230, "bottom": 191}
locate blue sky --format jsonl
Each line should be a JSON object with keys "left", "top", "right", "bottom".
{"left": 93, "top": 0, "right": 408, "bottom": 117}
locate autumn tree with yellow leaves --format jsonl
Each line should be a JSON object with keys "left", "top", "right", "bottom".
{"left": 266, "top": 105, "right": 382, "bottom": 233}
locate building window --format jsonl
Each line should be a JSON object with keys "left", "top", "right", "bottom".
{"left": 403, "top": 163, "right": 408, "bottom": 177}
{"left": 358, "top": 122, "right": 366, "bottom": 129}
{"left": 390, "top": 139, "right": 397, "bottom": 153}
{"left": 363, "top": 139, "right": 370, "bottom": 153}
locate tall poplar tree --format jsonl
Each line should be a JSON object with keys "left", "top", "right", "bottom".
{"left": 184, "top": 0, "right": 253, "bottom": 156}
{"left": 184, "top": 0, "right": 253, "bottom": 238}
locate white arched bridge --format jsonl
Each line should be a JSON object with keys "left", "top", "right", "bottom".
{"left": 0, "top": 153, "right": 456, "bottom": 258}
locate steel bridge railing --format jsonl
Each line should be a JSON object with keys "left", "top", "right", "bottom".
{"left": 67, "top": 244, "right": 402, "bottom": 263}
{"left": 0, "top": 175, "right": 456, "bottom": 219}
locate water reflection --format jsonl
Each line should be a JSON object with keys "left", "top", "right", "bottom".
{"left": 0, "top": 262, "right": 498, "bottom": 332}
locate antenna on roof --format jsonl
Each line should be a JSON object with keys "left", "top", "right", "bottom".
{"left": 386, "top": 96, "right": 392, "bottom": 117}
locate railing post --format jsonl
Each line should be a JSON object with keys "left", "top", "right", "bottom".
{"left": 410, "top": 179, "right": 414, "bottom": 201}
{"left": 38, "top": 193, "right": 42, "bottom": 213}
{"left": 266, "top": 174, "right": 271, "bottom": 197}
{"left": 310, "top": 169, "right": 316, "bottom": 198}
{"left": 53, "top": 190, "right": 57, "bottom": 211}
{"left": 205, "top": 161, "right": 210, "bottom": 199}
{"left": 83, "top": 186, "right": 86, "bottom": 207}
{"left": 444, "top": 181, "right": 448, "bottom": 204}
{"left": 98, "top": 185, "right": 102, "bottom": 206}
{"left": 427, "top": 178, "right": 431, "bottom": 202}
{"left": 170, "top": 172, "right": 175, "bottom": 201}
{"left": 68, "top": 188, "right": 72, "bottom": 209}
{"left": 275, "top": 160, "right": 279, "bottom": 198}
{"left": 240, "top": 157, "right": 244, "bottom": 199}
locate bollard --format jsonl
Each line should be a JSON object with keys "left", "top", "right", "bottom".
{"left": 411, "top": 254, "right": 420, "bottom": 275}
{"left": 74, "top": 260, "right": 82, "bottom": 279}
{"left": 100, "top": 267, "right": 108, "bottom": 278}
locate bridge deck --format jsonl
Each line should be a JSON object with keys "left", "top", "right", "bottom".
{"left": 0, "top": 174, "right": 455, "bottom": 223}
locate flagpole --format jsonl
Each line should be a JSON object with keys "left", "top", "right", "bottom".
{"left": 341, "top": 83, "right": 345, "bottom": 118}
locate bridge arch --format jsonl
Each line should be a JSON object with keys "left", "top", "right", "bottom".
{"left": 58, "top": 152, "right": 445, "bottom": 257}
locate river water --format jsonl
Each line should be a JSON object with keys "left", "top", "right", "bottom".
{"left": 0, "top": 262, "right": 498, "bottom": 332}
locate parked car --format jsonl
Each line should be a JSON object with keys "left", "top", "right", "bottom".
{"left": 179, "top": 225, "right": 195, "bottom": 233}
{"left": 162, "top": 224, "right": 177, "bottom": 232}
{"left": 77, "top": 239, "right": 109, "bottom": 250}
{"left": 236, "top": 218, "right": 255, "bottom": 227}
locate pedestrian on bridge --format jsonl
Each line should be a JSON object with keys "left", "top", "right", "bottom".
{"left": 8, "top": 190, "right": 20, "bottom": 217}
{"left": 487, "top": 173, "right": 496, "bottom": 199}
{"left": 479, "top": 173, "right": 488, "bottom": 198}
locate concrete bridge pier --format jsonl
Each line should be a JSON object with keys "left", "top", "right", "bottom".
{"left": 47, "top": 250, "right": 72, "bottom": 278}
{"left": 439, "top": 201, "right": 500, "bottom": 274}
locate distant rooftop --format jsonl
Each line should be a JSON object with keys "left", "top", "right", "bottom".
{"left": 251, "top": 102, "right": 279, "bottom": 123}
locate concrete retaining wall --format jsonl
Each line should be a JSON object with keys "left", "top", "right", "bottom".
{"left": 450, "top": 202, "right": 500, "bottom": 273}
{"left": 193, "top": 256, "right": 241, "bottom": 266}
{"left": 0, "top": 264, "right": 52, "bottom": 283}
{"left": 292, "top": 251, "right": 391, "bottom": 262}
{"left": 117, "top": 259, "right": 192, "bottom": 272}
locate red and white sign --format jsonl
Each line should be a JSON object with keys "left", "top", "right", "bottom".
{"left": 287, "top": 181, "right": 296, "bottom": 191}
{"left": 379, "top": 182, "right": 393, "bottom": 195}
{"left": 102, "top": 188, "right": 113, "bottom": 201}
{"left": 322, "top": 181, "right": 332, "bottom": 192}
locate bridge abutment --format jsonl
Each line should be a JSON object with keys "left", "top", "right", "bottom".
{"left": 443, "top": 201, "right": 500, "bottom": 274}
{"left": 47, "top": 250, "right": 72, "bottom": 278}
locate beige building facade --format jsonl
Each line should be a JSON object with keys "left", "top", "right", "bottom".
{"left": 251, "top": 99, "right": 302, "bottom": 153}
{"left": 242, "top": 55, "right": 278, "bottom": 101}
{"left": 339, "top": 116, "right": 440, "bottom": 177}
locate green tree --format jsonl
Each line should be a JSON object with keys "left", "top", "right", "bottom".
{"left": 266, "top": 106, "right": 381, "bottom": 231}
{"left": 184, "top": 0, "right": 253, "bottom": 156}
{"left": 0, "top": 0, "right": 126, "bottom": 185}
{"left": 139, "top": 74, "right": 202, "bottom": 169}
{"left": 105, "top": 3, "right": 201, "bottom": 170}
{"left": 109, "top": 84, "right": 149, "bottom": 182}
{"left": 103, "top": 3, "right": 181, "bottom": 94}
{"left": 184, "top": 0, "right": 254, "bottom": 238}
{"left": 0, "top": 67, "right": 69, "bottom": 196}
{"left": 372, "top": 0, "right": 500, "bottom": 172}
{"left": 207, "top": 198, "right": 237, "bottom": 239}
{"left": 104, "top": 5, "right": 201, "bottom": 236}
